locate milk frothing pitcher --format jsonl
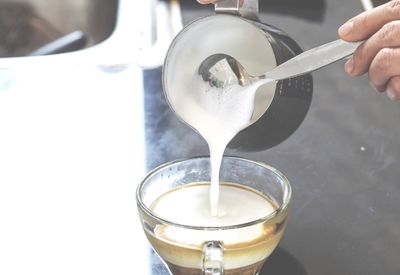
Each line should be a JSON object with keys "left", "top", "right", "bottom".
{"left": 163, "top": 0, "right": 313, "bottom": 151}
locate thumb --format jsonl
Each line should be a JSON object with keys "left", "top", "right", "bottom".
{"left": 338, "top": 1, "right": 400, "bottom": 41}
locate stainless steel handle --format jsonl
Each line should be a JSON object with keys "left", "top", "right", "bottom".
{"left": 215, "top": 0, "right": 240, "bottom": 15}
{"left": 215, "top": 0, "right": 259, "bottom": 20}
{"left": 265, "top": 39, "right": 363, "bottom": 81}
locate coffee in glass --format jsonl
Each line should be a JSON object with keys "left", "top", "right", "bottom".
{"left": 136, "top": 157, "right": 291, "bottom": 275}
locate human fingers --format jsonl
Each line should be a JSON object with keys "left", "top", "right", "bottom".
{"left": 345, "top": 20, "right": 400, "bottom": 76}
{"left": 368, "top": 48, "right": 400, "bottom": 99}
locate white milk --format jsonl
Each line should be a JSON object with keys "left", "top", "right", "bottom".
{"left": 187, "top": 75, "right": 262, "bottom": 215}
{"left": 164, "top": 15, "right": 277, "bottom": 216}
{"left": 151, "top": 183, "right": 275, "bottom": 227}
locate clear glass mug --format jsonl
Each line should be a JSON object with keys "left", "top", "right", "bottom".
{"left": 136, "top": 157, "right": 292, "bottom": 275}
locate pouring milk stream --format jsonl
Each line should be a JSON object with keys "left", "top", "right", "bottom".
{"left": 183, "top": 74, "right": 274, "bottom": 216}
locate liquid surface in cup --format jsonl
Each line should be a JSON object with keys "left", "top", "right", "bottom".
{"left": 165, "top": 16, "right": 277, "bottom": 216}
{"left": 146, "top": 182, "right": 285, "bottom": 275}
{"left": 152, "top": 182, "right": 275, "bottom": 227}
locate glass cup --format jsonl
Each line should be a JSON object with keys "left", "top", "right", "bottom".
{"left": 136, "top": 156, "right": 292, "bottom": 275}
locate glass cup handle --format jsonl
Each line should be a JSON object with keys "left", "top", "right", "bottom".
{"left": 203, "top": 241, "right": 224, "bottom": 275}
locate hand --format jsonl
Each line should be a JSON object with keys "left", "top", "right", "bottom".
{"left": 339, "top": 0, "right": 400, "bottom": 101}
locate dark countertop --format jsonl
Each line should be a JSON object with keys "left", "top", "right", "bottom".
{"left": 143, "top": 0, "right": 400, "bottom": 274}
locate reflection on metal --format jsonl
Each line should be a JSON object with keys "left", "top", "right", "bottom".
{"left": 215, "top": 0, "right": 240, "bottom": 16}
{"left": 215, "top": 0, "right": 259, "bottom": 21}
{"left": 360, "top": 0, "right": 374, "bottom": 10}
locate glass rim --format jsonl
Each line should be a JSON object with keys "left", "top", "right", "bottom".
{"left": 136, "top": 156, "right": 292, "bottom": 231}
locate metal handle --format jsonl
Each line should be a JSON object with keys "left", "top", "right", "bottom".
{"left": 203, "top": 241, "right": 224, "bottom": 275}
{"left": 215, "top": 0, "right": 259, "bottom": 20}
{"left": 215, "top": 0, "right": 240, "bottom": 15}
{"left": 265, "top": 39, "right": 363, "bottom": 81}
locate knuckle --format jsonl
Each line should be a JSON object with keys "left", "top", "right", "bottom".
{"left": 352, "top": 11, "right": 368, "bottom": 30}
{"left": 386, "top": 0, "right": 400, "bottom": 18}
{"left": 374, "top": 48, "right": 393, "bottom": 71}
{"left": 380, "top": 21, "right": 398, "bottom": 42}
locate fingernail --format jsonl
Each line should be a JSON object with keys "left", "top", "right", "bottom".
{"left": 339, "top": 21, "right": 354, "bottom": 37}
{"left": 345, "top": 57, "right": 354, "bottom": 75}
{"left": 387, "top": 88, "right": 398, "bottom": 101}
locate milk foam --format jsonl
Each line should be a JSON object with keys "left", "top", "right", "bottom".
{"left": 151, "top": 183, "right": 275, "bottom": 227}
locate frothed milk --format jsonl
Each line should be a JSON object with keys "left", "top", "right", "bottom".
{"left": 152, "top": 182, "right": 275, "bottom": 227}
